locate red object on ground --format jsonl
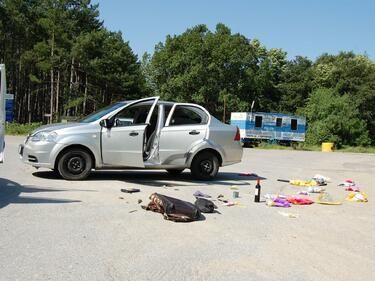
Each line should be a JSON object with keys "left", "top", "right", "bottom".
{"left": 345, "top": 186, "right": 360, "bottom": 192}
{"left": 287, "top": 196, "right": 314, "bottom": 205}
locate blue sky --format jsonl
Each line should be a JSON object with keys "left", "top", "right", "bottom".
{"left": 93, "top": 0, "right": 374, "bottom": 61}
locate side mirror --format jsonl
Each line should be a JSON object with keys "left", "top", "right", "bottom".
{"left": 100, "top": 119, "right": 113, "bottom": 128}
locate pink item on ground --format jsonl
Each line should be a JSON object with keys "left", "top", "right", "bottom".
{"left": 239, "top": 172, "right": 258, "bottom": 177}
{"left": 345, "top": 186, "right": 360, "bottom": 192}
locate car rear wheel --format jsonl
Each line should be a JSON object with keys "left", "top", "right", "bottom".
{"left": 166, "top": 169, "right": 184, "bottom": 175}
{"left": 57, "top": 149, "right": 92, "bottom": 180}
{"left": 190, "top": 151, "right": 219, "bottom": 180}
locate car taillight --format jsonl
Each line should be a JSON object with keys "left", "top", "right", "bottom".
{"left": 234, "top": 127, "right": 241, "bottom": 141}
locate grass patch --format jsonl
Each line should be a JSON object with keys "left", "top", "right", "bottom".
{"left": 5, "top": 122, "right": 42, "bottom": 135}
{"left": 337, "top": 145, "right": 375, "bottom": 153}
{"left": 255, "top": 142, "right": 321, "bottom": 151}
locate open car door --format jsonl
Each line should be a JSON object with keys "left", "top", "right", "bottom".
{"left": 0, "top": 64, "right": 6, "bottom": 163}
{"left": 158, "top": 103, "right": 209, "bottom": 166}
{"left": 101, "top": 97, "right": 159, "bottom": 167}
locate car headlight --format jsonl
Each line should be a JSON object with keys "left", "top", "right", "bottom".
{"left": 30, "top": 131, "right": 58, "bottom": 143}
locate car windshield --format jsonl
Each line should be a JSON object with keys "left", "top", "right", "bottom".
{"left": 79, "top": 102, "right": 126, "bottom": 123}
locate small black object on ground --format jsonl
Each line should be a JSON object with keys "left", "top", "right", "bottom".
{"left": 121, "top": 188, "right": 140, "bottom": 193}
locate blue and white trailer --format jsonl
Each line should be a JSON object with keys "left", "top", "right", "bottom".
{"left": 230, "top": 112, "right": 306, "bottom": 144}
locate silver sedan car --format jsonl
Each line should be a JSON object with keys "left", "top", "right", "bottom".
{"left": 19, "top": 97, "right": 243, "bottom": 180}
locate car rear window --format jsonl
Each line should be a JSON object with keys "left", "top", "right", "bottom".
{"left": 170, "top": 105, "right": 208, "bottom": 126}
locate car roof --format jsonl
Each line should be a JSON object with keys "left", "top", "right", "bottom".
{"left": 119, "top": 100, "right": 177, "bottom": 106}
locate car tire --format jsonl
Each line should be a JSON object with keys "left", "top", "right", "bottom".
{"left": 190, "top": 151, "right": 219, "bottom": 180}
{"left": 166, "top": 169, "right": 184, "bottom": 175}
{"left": 57, "top": 148, "right": 92, "bottom": 180}
{"left": 51, "top": 169, "right": 61, "bottom": 178}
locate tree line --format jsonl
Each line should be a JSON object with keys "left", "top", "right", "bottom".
{"left": 0, "top": 0, "right": 146, "bottom": 124}
{"left": 1, "top": 1, "right": 375, "bottom": 146}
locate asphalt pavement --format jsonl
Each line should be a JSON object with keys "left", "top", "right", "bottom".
{"left": 1, "top": 136, "right": 375, "bottom": 281}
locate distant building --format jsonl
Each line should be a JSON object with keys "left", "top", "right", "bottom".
{"left": 5, "top": 93, "right": 13, "bottom": 122}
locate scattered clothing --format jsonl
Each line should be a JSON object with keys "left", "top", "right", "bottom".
{"left": 338, "top": 179, "right": 356, "bottom": 188}
{"left": 307, "top": 186, "right": 325, "bottom": 193}
{"left": 142, "top": 193, "right": 201, "bottom": 222}
{"left": 290, "top": 179, "right": 319, "bottom": 187}
{"left": 194, "top": 198, "right": 217, "bottom": 213}
{"left": 266, "top": 196, "right": 291, "bottom": 208}
{"left": 346, "top": 192, "right": 368, "bottom": 202}
{"left": 312, "top": 174, "right": 331, "bottom": 185}
{"left": 297, "top": 191, "right": 309, "bottom": 195}
{"left": 338, "top": 179, "right": 361, "bottom": 192}
{"left": 345, "top": 186, "right": 360, "bottom": 192}
{"left": 193, "top": 190, "right": 211, "bottom": 198}
{"left": 222, "top": 201, "right": 236, "bottom": 207}
{"left": 278, "top": 179, "right": 319, "bottom": 187}
{"left": 239, "top": 172, "right": 258, "bottom": 177}
{"left": 287, "top": 196, "right": 314, "bottom": 205}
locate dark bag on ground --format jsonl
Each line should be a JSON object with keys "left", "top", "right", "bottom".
{"left": 194, "top": 198, "right": 217, "bottom": 213}
{"left": 142, "top": 193, "right": 201, "bottom": 222}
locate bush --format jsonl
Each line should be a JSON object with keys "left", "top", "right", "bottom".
{"left": 5, "top": 122, "right": 42, "bottom": 135}
{"left": 300, "top": 88, "right": 371, "bottom": 147}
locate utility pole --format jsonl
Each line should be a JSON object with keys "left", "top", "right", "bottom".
{"left": 250, "top": 100, "right": 255, "bottom": 122}
{"left": 223, "top": 95, "right": 226, "bottom": 123}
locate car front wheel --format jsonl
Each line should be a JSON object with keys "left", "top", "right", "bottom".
{"left": 190, "top": 151, "right": 219, "bottom": 180}
{"left": 57, "top": 148, "right": 92, "bottom": 180}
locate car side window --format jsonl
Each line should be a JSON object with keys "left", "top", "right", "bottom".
{"left": 169, "top": 105, "right": 208, "bottom": 126}
{"left": 113, "top": 103, "right": 152, "bottom": 127}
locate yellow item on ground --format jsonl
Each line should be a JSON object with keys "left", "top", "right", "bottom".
{"left": 289, "top": 179, "right": 318, "bottom": 187}
{"left": 322, "top": 142, "right": 334, "bottom": 152}
{"left": 346, "top": 192, "right": 368, "bottom": 202}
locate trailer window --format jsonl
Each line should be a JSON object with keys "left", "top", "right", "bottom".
{"left": 291, "top": 119, "right": 298, "bottom": 130}
{"left": 276, "top": 117, "right": 282, "bottom": 127}
{"left": 255, "top": 116, "right": 262, "bottom": 128}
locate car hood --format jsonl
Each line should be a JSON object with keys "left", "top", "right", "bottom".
{"left": 30, "top": 122, "right": 86, "bottom": 135}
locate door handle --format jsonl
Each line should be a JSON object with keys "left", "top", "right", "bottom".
{"left": 189, "top": 130, "right": 200, "bottom": 135}
{"left": 129, "top": 131, "right": 139, "bottom": 136}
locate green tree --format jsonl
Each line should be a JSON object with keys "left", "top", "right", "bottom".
{"left": 0, "top": 0, "right": 146, "bottom": 123}
{"left": 150, "top": 23, "right": 280, "bottom": 121}
{"left": 301, "top": 88, "right": 370, "bottom": 146}
{"left": 312, "top": 52, "right": 375, "bottom": 142}
{"left": 277, "top": 56, "right": 313, "bottom": 113}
